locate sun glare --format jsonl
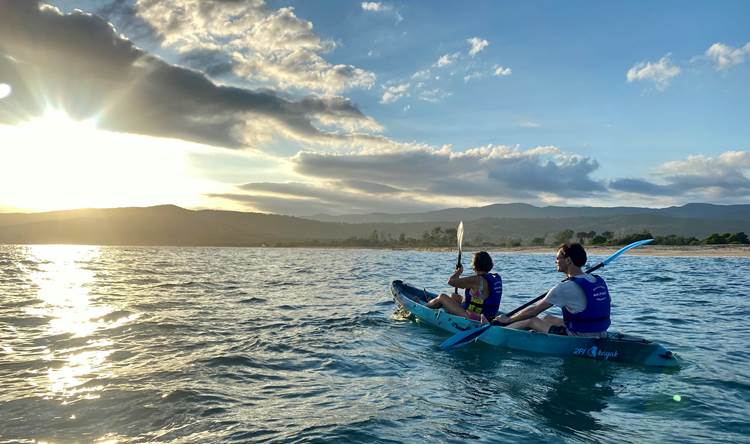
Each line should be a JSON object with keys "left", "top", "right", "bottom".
{"left": 0, "top": 83, "right": 11, "bottom": 99}
{"left": 0, "top": 109, "right": 222, "bottom": 212}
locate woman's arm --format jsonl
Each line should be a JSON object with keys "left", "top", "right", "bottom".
{"left": 447, "top": 273, "right": 482, "bottom": 289}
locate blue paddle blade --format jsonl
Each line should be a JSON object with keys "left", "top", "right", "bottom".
{"left": 440, "top": 323, "right": 492, "bottom": 350}
{"left": 601, "top": 238, "right": 653, "bottom": 267}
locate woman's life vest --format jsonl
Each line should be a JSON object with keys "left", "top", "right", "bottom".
{"left": 462, "top": 273, "right": 503, "bottom": 319}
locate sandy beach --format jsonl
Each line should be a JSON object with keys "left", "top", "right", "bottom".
{"left": 584, "top": 244, "right": 750, "bottom": 257}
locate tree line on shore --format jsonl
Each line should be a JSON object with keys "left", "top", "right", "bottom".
{"left": 271, "top": 227, "right": 750, "bottom": 248}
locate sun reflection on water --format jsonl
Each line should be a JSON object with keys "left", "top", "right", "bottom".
{"left": 47, "top": 343, "right": 114, "bottom": 400}
{"left": 22, "top": 245, "right": 119, "bottom": 399}
{"left": 25, "top": 245, "right": 110, "bottom": 337}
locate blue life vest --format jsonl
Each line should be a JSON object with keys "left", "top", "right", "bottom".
{"left": 462, "top": 273, "right": 502, "bottom": 319}
{"left": 563, "top": 275, "right": 611, "bottom": 333}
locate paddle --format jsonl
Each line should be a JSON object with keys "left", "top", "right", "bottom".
{"left": 455, "top": 221, "right": 464, "bottom": 294}
{"left": 439, "top": 238, "right": 654, "bottom": 350}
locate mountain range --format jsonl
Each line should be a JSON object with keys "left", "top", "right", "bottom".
{"left": 0, "top": 203, "right": 748, "bottom": 246}
{"left": 309, "top": 202, "right": 750, "bottom": 223}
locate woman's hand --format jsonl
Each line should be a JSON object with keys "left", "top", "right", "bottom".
{"left": 447, "top": 265, "right": 463, "bottom": 287}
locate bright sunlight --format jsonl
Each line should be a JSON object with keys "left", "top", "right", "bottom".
{"left": 0, "top": 109, "right": 222, "bottom": 212}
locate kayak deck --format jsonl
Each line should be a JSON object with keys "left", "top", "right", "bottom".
{"left": 391, "top": 280, "right": 680, "bottom": 368}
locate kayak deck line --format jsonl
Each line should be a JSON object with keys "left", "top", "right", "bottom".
{"left": 391, "top": 280, "right": 680, "bottom": 368}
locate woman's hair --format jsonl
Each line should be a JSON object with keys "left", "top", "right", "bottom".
{"left": 472, "top": 251, "right": 493, "bottom": 272}
{"left": 558, "top": 242, "right": 587, "bottom": 267}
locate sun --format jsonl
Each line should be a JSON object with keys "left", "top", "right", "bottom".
{"left": 0, "top": 83, "right": 11, "bottom": 99}
{"left": 0, "top": 109, "right": 222, "bottom": 212}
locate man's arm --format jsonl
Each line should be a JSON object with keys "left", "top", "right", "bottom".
{"left": 495, "top": 300, "right": 553, "bottom": 325}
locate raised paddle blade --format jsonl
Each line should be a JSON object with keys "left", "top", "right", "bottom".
{"left": 600, "top": 238, "right": 653, "bottom": 267}
{"left": 457, "top": 221, "right": 464, "bottom": 252}
{"left": 440, "top": 323, "right": 492, "bottom": 350}
{"left": 455, "top": 221, "right": 464, "bottom": 293}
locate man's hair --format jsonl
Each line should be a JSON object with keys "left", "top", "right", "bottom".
{"left": 473, "top": 251, "right": 494, "bottom": 272}
{"left": 558, "top": 242, "right": 587, "bottom": 267}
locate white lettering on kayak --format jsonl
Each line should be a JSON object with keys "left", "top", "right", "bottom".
{"left": 573, "top": 345, "right": 619, "bottom": 360}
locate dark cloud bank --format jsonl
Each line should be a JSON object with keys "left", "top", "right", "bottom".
{"left": 0, "top": 0, "right": 369, "bottom": 148}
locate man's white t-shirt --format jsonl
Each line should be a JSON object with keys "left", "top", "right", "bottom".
{"left": 543, "top": 274, "right": 608, "bottom": 338}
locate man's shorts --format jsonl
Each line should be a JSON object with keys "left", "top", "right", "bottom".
{"left": 548, "top": 325, "right": 568, "bottom": 336}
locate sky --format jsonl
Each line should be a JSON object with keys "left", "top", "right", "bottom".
{"left": 0, "top": 0, "right": 748, "bottom": 216}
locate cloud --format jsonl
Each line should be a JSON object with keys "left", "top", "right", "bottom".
{"left": 340, "top": 180, "right": 403, "bottom": 194}
{"left": 212, "top": 181, "right": 437, "bottom": 216}
{"left": 607, "top": 178, "right": 675, "bottom": 196}
{"left": 463, "top": 72, "right": 484, "bottom": 83}
{"left": 361, "top": 2, "right": 384, "bottom": 11}
{"left": 610, "top": 151, "right": 750, "bottom": 199}
{"left": 291, "top": 144, "right": 605, "bottom": 200}
{"left": 466, "top": 65, "right": 512, "bottom": 82}
{"left": 93, "top": 0, "right": 376, "bottom": 95}
{"left": 0, "top": 1, "right": 379, "bottom": 149}
{"left": 467, "top": 37, "right": 489, "bottom": 56}
{"left": 360, "top": 1, "right": 402, "bottom": 21}
{"left": 411, "top": 69, "right": 431, "bottom": 81}
{"left": 418, "top": 88, "right": 451, "bottom": 103}
{"left": 705, "top": 41, "right": 750, "bottom": 71}
{"left": 494, "top": 65, "right": 512, "bottom": 76}
{"left": 434, "top": 52, "right": 460, "bottom": 68}
{"left": 224, "top": 149, "right": 750, "bottom": 214}
{"left": 626, "top": 55, "right": 681, "bottom": 90}
{"left": 380, "top": 82, "right": 411, "bottom": 104}
{"left": 210, "top": 144, "right": 608, "bottom": 215}
{"left": 519, "top": 120, "right": 541, "bottom": 128}
{"left": 390, "top": 41, "right": 508, "bottom": 103}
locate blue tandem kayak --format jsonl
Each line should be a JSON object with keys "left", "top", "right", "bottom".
{"left": 391, "top": 280, "right": 680, "bottom": 368}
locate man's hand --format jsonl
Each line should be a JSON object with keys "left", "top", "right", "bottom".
{"left": 492, "top": 314, "right": 512, "bottom": 326}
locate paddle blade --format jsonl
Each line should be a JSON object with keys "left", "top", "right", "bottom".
{"left": 440, "top": 323, "right": 491, "bottom": 350}
{"left": 457, "top": 221, "right": 464, "bottom": 252}
{"left": 601, "top": 238, "right": 653, "bottom": 266}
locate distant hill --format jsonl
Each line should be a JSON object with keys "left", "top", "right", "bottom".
{"left": 0, "top": 204, "right": 748, "bottom": 246}
{"left": 0, "top": 205, "right": 362, "bottom": 246}
{"left": 310, "top": 202, "right": 750, "bottom": 224}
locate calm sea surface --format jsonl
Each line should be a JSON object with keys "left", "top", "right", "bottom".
{"left": 1, "top": 245, "right": 748, "bottom": 443}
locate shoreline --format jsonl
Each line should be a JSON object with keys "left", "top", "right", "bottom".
{"left": 396, "top": 244, "right": 750, "bottom": 257}
{"left": 3, "top": 243, "right": 749, "bottom": 257}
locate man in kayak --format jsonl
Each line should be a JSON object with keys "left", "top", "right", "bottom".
{"left": 493, "top": 243, "right": 610, "bottom": 337}
{"left": 425, "top": 251, "right": 503, "bottom": 321}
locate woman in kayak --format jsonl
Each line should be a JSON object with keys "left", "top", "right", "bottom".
{"left": 425, "top": 251, "right": 502, "bottom": 321}
{"left": 493, "top": 243, "right": 610, "bottom": 338}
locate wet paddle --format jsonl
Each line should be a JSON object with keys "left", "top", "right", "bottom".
{"left": 439, "top": 238, "right": 654, "bottom": 350}
{"left": 454, "top": 221, "right": 464, "bottom": 295}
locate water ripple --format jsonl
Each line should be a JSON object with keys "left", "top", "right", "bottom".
{"left": 0, "top": 246, "right": 748, "bottom": 443}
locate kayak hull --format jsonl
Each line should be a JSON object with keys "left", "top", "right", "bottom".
{"left": 391, "top": 280, "right": 680, "bottom": 368}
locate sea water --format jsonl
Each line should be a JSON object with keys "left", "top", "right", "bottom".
{"left": 1, "top": 245, "right": 748, "bottom": 443}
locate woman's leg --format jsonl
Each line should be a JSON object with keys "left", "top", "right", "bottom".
{"left": 426, "top": 293, "right": 449, "bottom": 309}
{"left": 426, "top": 293, "right": 469, "bottom": 318}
